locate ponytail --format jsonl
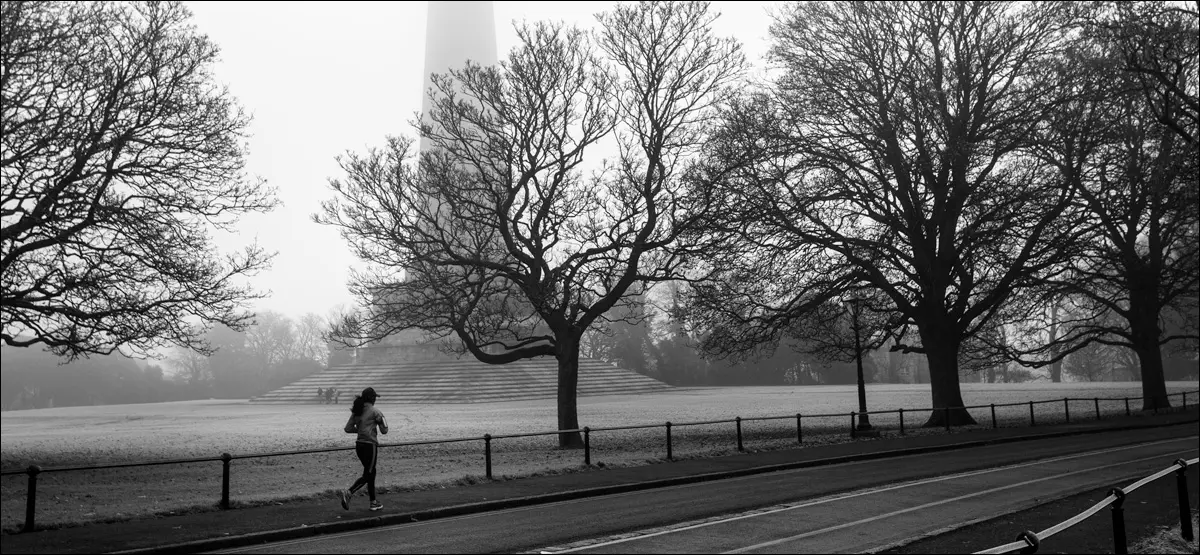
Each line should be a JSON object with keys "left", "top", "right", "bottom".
{"left": 350, "top": 395, "right": 366, "bottom": 416}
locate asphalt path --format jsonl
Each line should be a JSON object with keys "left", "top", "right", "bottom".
{"left": 213, "top": 426, "right": 1197, "bottom": 554}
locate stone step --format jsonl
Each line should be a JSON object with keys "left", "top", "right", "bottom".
{"left": 271, "top": 375, "right": 663, "bottom": 389}
{"left": 274, "top": 372, "right": 662, "bottom": 383}
{"left": 250, "top": 356, "right": 670, "bottom": 404}
{"left": 270, "top": 375, "right": 663, "bottom": 388}
{"left": 257, "top": 382, "right": 668, "bottom": 398}
{"left": 258, "top": 382, "right": 667, "bottom": 397}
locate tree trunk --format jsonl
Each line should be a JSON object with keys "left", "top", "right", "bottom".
{"left": 1129, "top": 283, "right": 1171, "bottom": 411}
{"left": 556, "top": 336, "right": 584, "bottom": 449}
{"left": 1047, "top": 302, "right": 1062, "bottom": 382}
{"left": 887, "top": 349, "right": 904, "bottom": 384}
{"left": 1133, "top": 342, "right": 1171, "bottom": 411}
{"left": 919, "top": 331, "right": 977, "bottom": 427}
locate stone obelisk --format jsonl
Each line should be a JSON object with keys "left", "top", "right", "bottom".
{"left": 420, "top": 1, "right": 499, "bottom": 154}
{"left": 356, "top": 2, "right": 500, "bottom": 365}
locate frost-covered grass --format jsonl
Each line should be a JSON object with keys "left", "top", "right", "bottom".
{"left": 1131, "top": 511, "right": 1199, "bottom": 554}
{"left": 1, "top": 381, "right": 1196, "bottom": 533}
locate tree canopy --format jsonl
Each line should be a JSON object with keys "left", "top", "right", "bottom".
{"left": 1, "top": 1, "right": 277, "bottom": 359}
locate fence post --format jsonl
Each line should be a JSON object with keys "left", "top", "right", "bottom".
{"left": 1030, "top": 401, "right": 1036, "bottom": 427}
{"left": 583, "top": 427, "right": 591, "bottom": 466}
{"left": 1016, "top": 530, "right": 1040, "bottom": 554}
{"left": 665, "top": 422, "right": 673, "bottom": 461}
{"left": 991, "top": 404, "right": 997, "bottom": 429}
{"left": 1125, "top": 397, "right": 1130, "bottom": 417}
{"left": 23, "top": 465, "right": 39, "bottom": 533}
{"left": 483, "top": 434, "right": 492, "bottom": 480}
{"left": 1064, "top": 398, "right": 1070, "bottom": 424}
{"left": 1183, "top": 391, "right": 1188, "bottom": 410}
{"left": 220, "top": 453, "right": 232, "bottom": 510}
{"left": 796, "top": 414, "right": 802, "bottom": 444}
{"left": 1176, "top": 459, "right": 1194, "bottom": 542}
{"left": 736, "top": 417, "right": 744, "bottom": 452}
{"left": 899, "top": 408, "right": 905, "bottom": 435}
{"left": 944, "top": 406, "right": 950, "bottom": 432}
{"left": 1111, "top": 487, "right": 1128, "bottom": 555}
{"left": 850, "top": 412, "right": 857, "bottom": 438}
{"left": 1095, "top": 398, "right": 1100, "bottom": 420}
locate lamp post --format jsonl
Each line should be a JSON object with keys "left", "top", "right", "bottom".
{"left": 848, "top": 296, "right": 872, "bottom": 430}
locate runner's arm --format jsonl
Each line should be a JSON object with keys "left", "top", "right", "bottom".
{"left": 344, "top": 415, "right": 358, "bottom": 434}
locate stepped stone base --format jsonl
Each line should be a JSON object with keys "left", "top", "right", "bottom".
{"left": 250, "top": 356, "right": 671, "bottom": 404}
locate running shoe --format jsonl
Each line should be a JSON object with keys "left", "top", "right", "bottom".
{"left": 339, "top": 489, "right": 350, "bottom": 510}
{"left": 370, "top": 500, "right": 383, "bottom": 511}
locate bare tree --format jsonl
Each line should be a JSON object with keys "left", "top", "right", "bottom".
{"left": 1, "top": 1, "right": 277, "bottom": 359}
{"left": 168, "top": 345, "right": 210, "bottom": 386}
{"left": 689, "top": 1, "right": 1081, "bottom": 426}
{"left": 1064, "top": 341, "right": 1113, "bottom": 382}
{"left": 318, "top": 3, "right": 744, "bottom": 447}
{"left": 1007, "top": 4, "right": 1198, "bottom": 409}
{"left": 294, "top": 312, "right": 329, "bottom": 365}
{"left": 243, "top": 311, "right": 296, "bottom": 374}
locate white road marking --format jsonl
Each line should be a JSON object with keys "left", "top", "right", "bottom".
{"left": 724, "top": 447, "right": 1198, "bottom": 553}
{"left": 543, "top": 436, "right": 1197, "bottom": 553}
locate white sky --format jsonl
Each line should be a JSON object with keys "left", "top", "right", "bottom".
{"left": 184, "top": 1, "right": 782, "bottom": 322}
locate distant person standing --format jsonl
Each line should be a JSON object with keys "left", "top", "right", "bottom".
{"left": 325, "top": 387, "right": 334, "bottom": 404}
{"left": 317, "top": 387, "right": 324, "bottom": 404}
{"left": 334, "top": 389, "right": 341, "bottom": 404}
{"left": 340, "top": 387, "right": 388, "bottom": 511}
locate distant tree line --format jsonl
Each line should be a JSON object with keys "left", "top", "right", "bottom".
{"left": 579, "top": 283, "right": 1197, "bottom": 388}
{"left": 0, "top": 311, "right": 329, "bottom": 410}
{"left": 580, "top": 286, "right": 897, "bottom": 387}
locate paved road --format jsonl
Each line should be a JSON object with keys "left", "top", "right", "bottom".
{"left": 214, "top": 426, "right": 1197, "bottom": 554}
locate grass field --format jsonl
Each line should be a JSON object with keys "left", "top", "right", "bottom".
{"left": 1, "top": 381, "right": 1197, "bottom": 533}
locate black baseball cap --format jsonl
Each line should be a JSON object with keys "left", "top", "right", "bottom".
{"left": 361, "top": 387, "right": 379, "bottom": 402}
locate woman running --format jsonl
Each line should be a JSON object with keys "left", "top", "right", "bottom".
{"left": 340, "top": 387, "right": 388, "bottom": 511}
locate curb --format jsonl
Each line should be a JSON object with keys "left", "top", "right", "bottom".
{"left": 112, "top": 412, "right": 1199, "bottom": 554}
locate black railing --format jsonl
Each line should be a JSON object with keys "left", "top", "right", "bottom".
{"left": 975, "top": 456, "right": 1198, "bottom": 554}
{"left": 1, "top": 390, "right": 1195, "bottom": 533}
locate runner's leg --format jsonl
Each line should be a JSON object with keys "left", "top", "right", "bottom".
{"left": 349, "top": 442, "right": 372, "bottom": 494}
{"left": 367, "top": 442, "right": 377, "bottom": 501}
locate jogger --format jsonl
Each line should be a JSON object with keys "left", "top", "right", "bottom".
{"left": 339, "top": 387, "right": 388, "bottom": 511}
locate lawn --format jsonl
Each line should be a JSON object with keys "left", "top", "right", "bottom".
{"left": 1, "top": 381, "right": 1196, "bottom": 533}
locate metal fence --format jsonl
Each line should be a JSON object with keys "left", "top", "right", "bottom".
{"left": 1, "top": 390, "right": 1195, "bottom": 533}
{"left": 975, "top": 456, "right": 1198, "bottom": 554}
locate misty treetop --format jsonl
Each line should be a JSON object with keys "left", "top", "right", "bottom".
{"left": 1, "top": 1, "right": 277, "bottom": 360}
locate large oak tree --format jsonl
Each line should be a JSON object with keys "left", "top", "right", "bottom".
{"left": 689, "top": 1, "right": 1082, "bottom": 426}
{"left": 1, "top": 1, "right": 276, "bottom": 359}
{"left": 318, "top": 2, "right": 744, "bottom": 447}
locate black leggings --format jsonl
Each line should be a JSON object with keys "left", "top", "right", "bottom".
{"left": 349, "top": 441, "right": 378, "bottom": 500}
